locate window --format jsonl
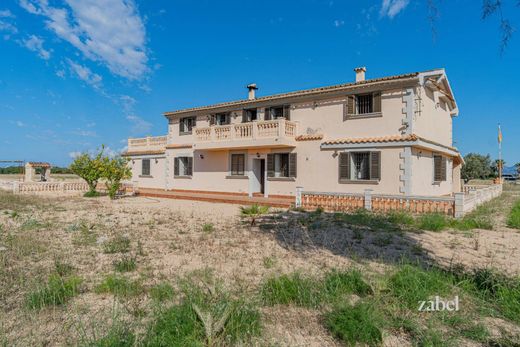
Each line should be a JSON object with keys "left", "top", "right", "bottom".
{"left": 242, "top": 109, "right": 257, "bottom": 123}
{"left": 141, "top": 159, "right": 151, "bottom": 176}
{"left": 230, "top": 154, "right": 245, "bottom": 176}
{"left": 174, "top": 156, "right": 193, "bottom": 177}
{"left": 433, "top": 154, "right": 447, "bottom": 182}
{"left": 346, "top": 92, "right": 381, "bottom": 116}
{"left": 211, "top": 113, "right": 230, "bottom": 125}
{"left": 180, "top": 117, "right": 196, "bottom": 135}
{"left": 339, "top": 152, "right": 380, "bottom": 181}
{"left": 356, "top": 94, "right": 373, "bottom": 114}
{"left": 265, "top": 105, "right": 290, "bottom": 120}
{"left": 267, "top": 153, "right": 297, "bottom": 178}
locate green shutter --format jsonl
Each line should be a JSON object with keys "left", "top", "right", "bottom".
{"left": 373, "top": 92, "right": 381, "bottom": 113}
{"left": 347, "top": 95, "right": 355, "bottom": 115}
{"left": 370, "top": 151, "right": 381, "bottom": 180}
{"left": 267, "top": 154, "right": 274, "bottom": 177}
{"left": 174, "top": 158, "right": 179, "bottom": 176}
{"left": 339, "top": 152, "right": 350, "bottom": 180}
{"left": 289, "top": 153, "right": 297, "bottom": 178}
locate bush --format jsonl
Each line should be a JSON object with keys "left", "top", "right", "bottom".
{"left": 27, "top": 274, "right": 82, "bottom": 309}
{"left": 103, "top": 235, "right": 131, "bottom": 254}
{"left": 261, "top": 273, "right": 321, "bottom": 307}
{"left": 386, "top": 211, "right": 414, "bottom": 226}
{"left": 201, "top": 223, "right": 214, "bottom": 233}
{"left": 416, "top": 213, "right": 448, "bottom": 231}
{"left": 325, "top": 303, "right": 382, "bottom": 347}
{"left": 507, "top": 200, "right": 520, "bottom": 229}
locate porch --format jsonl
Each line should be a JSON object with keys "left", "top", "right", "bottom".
{"left": 137, "top": 188, "right": 294, "bottom": 208}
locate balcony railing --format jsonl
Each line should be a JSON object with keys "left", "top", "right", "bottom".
{"left": 127, "top": 136, "right": 167, "bottom": 152}
{"left": 193, "top": 119, "right": 297, "bottom": 143}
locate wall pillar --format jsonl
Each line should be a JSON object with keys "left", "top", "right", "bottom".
{"left": 295, "top": 186, "right": 303, "bottom": 208}
{"left": 364, "top": 189, "right": 372, "bottom": 211}
{"left": 454, "top": 192, "right": 465, "bottom": 218}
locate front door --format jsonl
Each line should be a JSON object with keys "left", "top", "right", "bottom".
{"left": 259, "top": 159, "right": 265, "bottom": 194}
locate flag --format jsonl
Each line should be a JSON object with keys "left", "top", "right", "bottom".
{"left": 498, "top": 124, "right": 503, "bottom": 144}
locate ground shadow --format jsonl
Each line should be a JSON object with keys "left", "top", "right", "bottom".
{"left": 255, "top": 208, "right": 440, "bottom": 268}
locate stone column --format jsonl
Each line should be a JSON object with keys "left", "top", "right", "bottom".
{"left": 295, "top": 186, "right": 303, "bottom": 208}
{"left": 364, "top": 189, "right": 372, "bottom": 211}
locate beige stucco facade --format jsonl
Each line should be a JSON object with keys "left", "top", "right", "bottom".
{"left": 125, "top": 68, "right": 463, "bottom": 199}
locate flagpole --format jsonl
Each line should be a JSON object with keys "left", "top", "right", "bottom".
{"left": 498, "top": 123, "right": 502, "bottom": 182}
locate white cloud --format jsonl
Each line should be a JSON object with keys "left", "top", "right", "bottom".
{"left": 380, "top": 0, "right": 410, "bottom": 19}
{"left": 22, "top": 35, "right": 51, "bottom": 60}
{"left": 126, "top": 114, "right": 152, "bottom": 134}
{"left": 15, "top": 120, "right": 26, "bottom": 127}
{"left": 19, "top": 0, "right": 149, "bottom": 80}
{"left": 71, "top": 129, "right": 97, "bottom": 137}
{"left": 334, "top": 19, "right": 344, "bottom": 27}
{"left": 86, "top": 122, "right": 96, "bottom": 128}
{"left": 67, "top": 59, "right": 102, "bottom": 88}
{"left": 0, "top": 9, "right": 15, "bottom": 18}
{"left": 55, "top": 69, "right": 65, "bottom": 78}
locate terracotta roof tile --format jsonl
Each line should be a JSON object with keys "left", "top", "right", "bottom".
{"left": 27, "top": 162, "right": 51, "bottom": 168}
{"left": 322, "top": 134, "right": 418, "bottom": 145}
{"left": 295, "top": 134, "right": 324, "bottom": 141}
{"left": 164, "top": 72, "right": 420, "bottom": 116}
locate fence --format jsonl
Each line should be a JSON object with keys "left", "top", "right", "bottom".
{"left": 11, "top": 181, "right": 136, "bottom": 195}
{"left": 296, "top": 184, "right": 503, "bottom": 218}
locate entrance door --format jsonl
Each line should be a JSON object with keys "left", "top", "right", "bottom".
{"left": 259, "top": 159, "right": 265, "bottom": 194}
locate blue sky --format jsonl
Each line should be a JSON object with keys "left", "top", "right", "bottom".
{"left": 0, "top": 0, "right": 519, "bottom": 167}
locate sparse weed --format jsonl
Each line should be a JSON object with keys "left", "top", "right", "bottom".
{"left": 113, "top": 256, "right": 137, "bottom": 272}
{"left": 95, "top": 274, "right": 143, "bottom": 297}
{"left": 201, "top": 223, "right": 214, "bottom": 233}
{"left": 27, "top": 274, "right": 82, "bottom": 309}
{"left": 507, "top": 199, "right": 520, "bottom": 229}
{"left": 103, "top": 235, "right": 131, "bottom": 254}
{"left": 416, "top": 213, "right": 447, "bottom": 232}
{"left": 261, "top": 273, "right": 321, "bottom": 308}
{"left": 150, "top": 282, "right": 175, "bottom": 302}
{"left": 324, "top": 269, "right": 373, "bottom": 300}
{"left": 263, "top": 256, "right": 276, "bottom": 269}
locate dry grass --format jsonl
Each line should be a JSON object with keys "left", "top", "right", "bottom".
{"left": 0, "top": 189, "right": 519, "bottom": 346}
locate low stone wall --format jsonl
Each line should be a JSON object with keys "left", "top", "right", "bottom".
{"left": 297, "top": 184, "right": 503, "bottom": 218}
{"left": 454, "top": 184, "right": 503, "bottom": 218}
{"left": 10, "top": 181, "right": 136, "bottom": 195}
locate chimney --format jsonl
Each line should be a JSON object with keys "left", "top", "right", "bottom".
{"left": 354, "top": 67, "right": 366, "bottom": 82}
{"left": 247, "top": 83, "right": 258, "bottom": 100}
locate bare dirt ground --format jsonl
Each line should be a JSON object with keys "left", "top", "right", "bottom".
{"left": 1, "top": 185, "right": 519, "bottom": 346}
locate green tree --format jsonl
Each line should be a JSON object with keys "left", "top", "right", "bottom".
{"left": 69, "top": 147, "right": 105, "bottom": 196}
{"left": 461, "top": 153, "right": 492, "bottom": 182}
{"left": 101, "top": 156, "right": 131, "bottom": 199}
{"left": 491, "top": 159, "right": 506, "bottom": 177}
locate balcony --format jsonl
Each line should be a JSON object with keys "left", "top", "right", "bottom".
{"left": 127, "top": 136, "right": 167, "bottom": 154}
{"left": 192, "top": 119, "right": 297, "bottom": 150}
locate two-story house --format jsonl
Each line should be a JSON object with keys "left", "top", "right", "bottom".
{"left": 124, "top": 67, "right": 463, "bottom": 202}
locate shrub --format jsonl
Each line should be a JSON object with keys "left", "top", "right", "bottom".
{"left": 113, "top": 256, "right": 136, "bottom": 272}
{"left": 201, "top": 223, "right": 214, "bottom": 233}
{"left": 70, "top": 148, "right": 105, "bottom": 196}
{"left": 240, "top": 204, "right": 269, "bottom": 226}
{"left": 83, "top": 190, "right": 100, "bottom": 198}
{"left": 325, "top": 303, "right": 382, "bottom": 347}
{"left": 386, "top": 211, "right": 414, "bottom": 226}
{"left": 103, "top": 235, "right": 131, "bottom": 254}
{"left": 261, "top": 273, "right": 320, "bottom": 307}
{"left": 324, "top": 269, "right": 373, "bottom": 300}
{"left": 95, "top": 275, "right": 143, "bottom": 297}
{"left": 387, "top": 264, "right": 452, "bottom": 309}
{"left": 262, "top": 256, "right": 276, "bottom": 269}
{"left": 150, "top": 282, "right": 175, "bottom": 302}
{"left": 507, "top": 200, "right": 520, "bottom": 229}
{"left": 27, "top": 274, "right": 82, "bottom": 309}
{"left": 100, "top": 156, "right": 131, "bottom": 200}
{"left": 416, "top": 213, "right": 447, "bottom": 231}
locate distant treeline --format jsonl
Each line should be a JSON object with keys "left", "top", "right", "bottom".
{"left": 0, "top": 166, "right": 73, "bottom": 174}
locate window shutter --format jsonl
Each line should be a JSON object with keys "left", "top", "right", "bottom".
{"left": 209, "top": 115, "right": 215, "bottom": 125}
{"left": 289, "top": 153, "right": 297, "bottom": 178}
{"left": 347, "top": 95, "right": 355, "bottom": 115}
{"left": 434, "top": 155, "right": 442, "bottom": 181}
{"left": 264, "top": 107, "right": 271, "bottom": 120}
{"left": 187, "top": 157, "right": 193, "bottom": 176}
{"left": 373, "top": 92, "right": 381, "bottom": 113}
{"left": 283, "top": 105, "right": 291, "bottom": 120}
{"left": 242, "top": 110, "right": 247, "bottom": 123}
{"left": 370, "top": 151, "right": 381, "bottom": 180}
{"left": 239, "top": 154, "right": 245, "bottom": 175}
{"left": 339, "top": 152, "right": 351, "bottom": 180}
{"left": 267, "top": 154, "right": 274, "bottom": 177}
{"left": 174, "top": 158, "right": 179, "bottom": 176}
{"left": 224, "top": 114, "right": 230, "bottom": 125}
{"left": 441, "top": 157, "right": 447, "bottom": 181}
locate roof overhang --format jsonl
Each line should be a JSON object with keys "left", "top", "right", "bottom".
{"left": 419, "top": 69, "right": 459, "bottom": 116}
{"left": 321, "top": 134, "right": 461, "bottom": 158}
